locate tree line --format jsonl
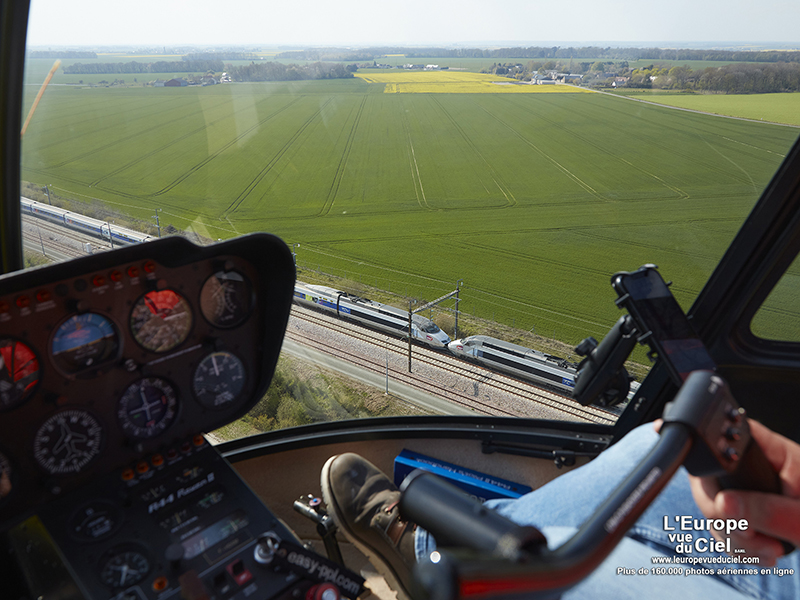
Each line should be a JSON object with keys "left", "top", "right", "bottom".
{"left": 628, "top": 62, "right": 800, "bottom": 93}
{"left": 63, "top": 60, "right": 225, "bottom": 74}
{"left": 182, "top": 52, "right": 258, "bottom": 61}
{"left": 30, "top": 50, "right": 97, "bottom": 59}
{"left": 277, "top": 45, "right": 800, "bottom": 64}
{"left": 225, "top": 61, "right": 354, "bottom": 82}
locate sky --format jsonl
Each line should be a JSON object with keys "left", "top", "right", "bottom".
{"left": 27, "top": 0, "right": 800, "bottom": 49}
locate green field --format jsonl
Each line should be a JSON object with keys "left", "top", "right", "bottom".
{"left": 20, "top": 76, "right": 800, "bottom": 344}
{"left": 610, "top": 91, "right": 800, "bottom": 127}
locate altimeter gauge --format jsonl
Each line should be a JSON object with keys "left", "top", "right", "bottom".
{"left": 117, "top": 377, "right": 178, "bottom": 440}
{"left": 33, "top": 410, "right": 104, "bottom": 475}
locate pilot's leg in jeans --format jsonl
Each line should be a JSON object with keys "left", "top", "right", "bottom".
{"left": 415, "top": 424, "right": 800, "bottom": 600}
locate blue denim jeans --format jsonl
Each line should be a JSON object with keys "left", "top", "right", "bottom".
{"left": 415, "top": 425, "right": 800, "bottom": 599}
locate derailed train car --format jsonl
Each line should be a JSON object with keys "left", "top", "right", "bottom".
{"left": 294, "top": 282, "right": 451, "bottom": 349}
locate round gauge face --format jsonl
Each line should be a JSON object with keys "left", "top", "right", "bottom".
{"left": 117, "top": 377, "right": 178, "bottom": 440}
{"left": 0, "top": 451, "right": 13, "bottom": 503}
{"left": 193, "top": 351, "right": 246, "bottom": 409}
{"left": 33, "top": 410, "right": 104, "bottom": 475}
{"left": 0, "top": 338, "right": 40, "bottom": 410}
{"left": 51, "top": 313, "right": 119, "bottom": 374}
{"left": 130, "top": 290, "right": 192, "bottom": 353}
{"left": 199, "top": 270, "right": 252, "bottom": 328}
{"left": 68, "top": 500, "right": 123, "bottom": 542}
{"left": 99, "top": 546, "right": 151, "bottom": 589}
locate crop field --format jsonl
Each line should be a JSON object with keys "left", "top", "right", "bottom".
{"left": 20, "top": 77, "right": 800, "bottom": 344}
{"left": 355, "top": 71, "right": 591, "bottom": 94}
{"left": 612, "top": 92, "right": 800, "bottom": 127}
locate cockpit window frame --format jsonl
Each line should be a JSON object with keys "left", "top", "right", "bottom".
{"left": 0, "top": 0, "right": 30, "bottom": 275}
{"left": 614, "top": 137, "right": 800, "bottom": 440}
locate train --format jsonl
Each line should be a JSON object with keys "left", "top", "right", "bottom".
{"left": 21, "top": 196, "right": 154, "bottom": 245}
{"left": 293, "top": 283, "right": 627, "bottom": 399}
{"left": 448, "top": 335, "right": 639, "bottom": 403}
{"left": 448, "top": 335, "right": 579, "bottom": 396}
{"left": 293, "top": 282, "right": 452, "bottom": 349}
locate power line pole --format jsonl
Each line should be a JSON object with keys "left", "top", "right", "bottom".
{"left": 37, "top": 225, "right": 46, "bottom": 256}
{"left": 408, "top": 299, "right": 413, "bottom": 372}
{"left": 455, "top": 279, "right": 463, "bottom": 339}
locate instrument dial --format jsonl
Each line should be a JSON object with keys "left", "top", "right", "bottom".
{"left": 117, "top": 377, "right": 178, "bottom": 440}
{"left": 130, "top": 290, "right": 192, "bottom": 353}
{"left": 33, "top": 410, "right": 104, "bottom": 475}
{"left": 68, "top": 500, "right": 123, "bottom": 542}
{"left": 99, "top": 546, "right": 151, "bottom": 589}
{"left": 200, "top": 270, "right": 252, "bottom": 328}
{"left": 0, "top": 338, "right": 40, "bottom": 410}
{"left": 192, "top": 351, "right": 246, "bottom": 409}
{"left": 51, "top": 313, "right": 119, "bottom": 374}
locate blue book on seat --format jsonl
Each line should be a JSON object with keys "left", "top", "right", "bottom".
{"left": 393, "top": 449, "right": 532, "bottom": 502}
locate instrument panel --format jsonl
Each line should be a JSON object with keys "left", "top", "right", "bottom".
{"left": 0, "top": 234, "right": 295, "bottom": 520}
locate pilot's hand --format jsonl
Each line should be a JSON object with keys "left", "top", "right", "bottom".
{"left": 688, "top": 420, "right": 800, "bottom": 565}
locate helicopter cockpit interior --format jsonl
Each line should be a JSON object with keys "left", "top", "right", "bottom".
{"left": 3, "top": 1, "right": 800, "bottom": 599}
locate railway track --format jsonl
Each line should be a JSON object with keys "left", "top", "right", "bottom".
{"left": 22, "top": 215, "right": 112, "bottom": 259}
{"left": 287, "top": 304, "right": 615, "bottom": 425}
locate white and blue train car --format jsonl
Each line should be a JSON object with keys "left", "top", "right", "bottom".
{"left": 293, "top": 282, "right": 451, "bottom": 349}
{"left": 21, "top": 197, "right": 153, "bottom": 245}
{"left": 448, "top": 335, "right": 578, "bottom": 395}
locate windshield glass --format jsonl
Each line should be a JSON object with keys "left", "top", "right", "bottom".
{"left": 20, "top": 0, "right": 800, "bottom": 438}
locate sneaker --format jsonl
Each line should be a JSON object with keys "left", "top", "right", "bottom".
{"left": 321, "top": 453, "right": 416, "bottom": 600}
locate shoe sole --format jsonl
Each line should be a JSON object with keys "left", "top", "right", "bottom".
{"left": 320, "top": 455, "right": 412, "bottom": 600}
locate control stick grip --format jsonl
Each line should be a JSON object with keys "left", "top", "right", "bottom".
{"left": 719, "top": 437, "right": 794, "bottom": 555}
{"left": 664, "top": 371, "right": 794, "bottom": 554}
{"left": 399, "top": 470, "right": 546, "bottom": 559}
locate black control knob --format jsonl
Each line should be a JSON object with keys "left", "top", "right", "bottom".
{"left": 724, "top": 446, "right": 741, "bottom": 462}
{"left": 724, "top": 426, "right": 741, "bottom": 441}
{"left": 574, "top": 337, "right": 598, "bottom": 357}
{"left": 725, "top": 404, "right": 745, "bottom": 423}
{"left": 166, "top": 542, "right": 185, "bottom": 571}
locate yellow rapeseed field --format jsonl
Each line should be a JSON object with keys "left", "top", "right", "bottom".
{"left": 354, "top": 71, "right": 591, "bottom": 94}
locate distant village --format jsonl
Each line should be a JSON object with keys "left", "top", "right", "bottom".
{"left": 152, "top": 72, "right": 232, "bottom": 87}
{"left": 355, "top": 59, "right": 627, "bottom": 87}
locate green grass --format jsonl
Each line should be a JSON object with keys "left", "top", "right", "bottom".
{"left": 20, "top": 78, "right": 800, "bottom": 345}
{"left": 609, "top": 91, "right": 800, "bottom": 127}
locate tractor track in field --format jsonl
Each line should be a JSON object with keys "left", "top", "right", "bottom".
{"left": 225, "top": 98, "right": 336, "bottom": 216}
{"left": 429, "top": 96, "right": 517, "bottom": 208}
{"left": 318, "top": 95, "right": 368, "bottom": 217}
{"left": 90, "top": 95, "right": 283, "bottom": 187}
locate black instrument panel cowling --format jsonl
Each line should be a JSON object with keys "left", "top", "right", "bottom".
{"left": 0, "top": 233, "right": 295, "bottom": 521}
